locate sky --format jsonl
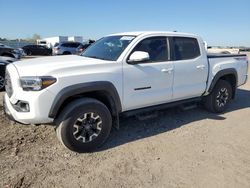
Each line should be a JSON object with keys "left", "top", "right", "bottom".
{"left": 0, "top": 0, "right": 249, "bottom": 46}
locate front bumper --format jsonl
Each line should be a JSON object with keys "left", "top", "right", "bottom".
{"left": 3, "top": 92, "right": 54, "bottom": 125}
{"left": 4, "top": 94, "right": 30, "bottom": 124}
{"left": 3, "top": 95, "right": 27, "bottom": 124}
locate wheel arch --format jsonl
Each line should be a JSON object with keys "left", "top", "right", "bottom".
{"left": 49, "top": 81, "right": 122, "bottom": 128}
{"left": 208, "top": 68, "right": 238, "bottom": 99}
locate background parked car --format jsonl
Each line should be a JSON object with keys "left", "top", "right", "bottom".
{"left": 0, "top": 60, "right": 6, "bottom": 90}
{"left": 0, "top": 43, "right": 21, "bottom": 59}
{"left": 53, "top": 41, "right": 86, "bottom": 55}
{"left": 0, "top": 56, "right": 17, "bottom": 90}
{"left": 15, "top": 48, "right": 26, "bottom": 58}
{"left": 22, "top": 45, "right": 52, "bottom": 56}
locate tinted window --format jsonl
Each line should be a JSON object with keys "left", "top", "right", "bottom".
{"left": 173, "top": 37, "right": 200, "bottom": 60}
{"left": 71, "top": 43, "right": 81, "bottom": 48}
{"left": 39, "top": 41, "right": 47, "bottom": 44}
{"left": 61, "top": 42, "right": 80, "bottom": 48}
{"left": 61, "top": 43, "right": 70, "bottom": 47}
{"left": 38, "top": 46, "right": 46, "bottom": 49}
{"left": 131, "top": 37, "right": 169, "bottom": 62}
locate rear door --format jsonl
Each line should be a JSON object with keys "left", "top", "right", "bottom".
{"left": 171, "top": 37, "right": 208, "bottom": 100}
{"left": 123, "top": 36, "right": 174, "bottom": 111}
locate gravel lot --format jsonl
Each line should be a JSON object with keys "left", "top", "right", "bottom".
{"left": 0, "top": 53, "right": 249, "bottom": 188}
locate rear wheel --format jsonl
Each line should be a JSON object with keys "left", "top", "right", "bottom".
{"left": 56, "top": 98, "right": 112, "bottom": 152}
{"left": 204, "top": 80, "right": 232, "bottom": 113}
{"left": 26, "top": 50, "right": 32, "bottom": 56}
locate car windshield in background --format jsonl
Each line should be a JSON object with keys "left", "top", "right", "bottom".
{"left": 81, "top": 35, "right": 136, "bottom": 61}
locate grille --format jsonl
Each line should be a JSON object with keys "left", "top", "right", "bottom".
{"left": 5, "top": 71, "right": 13, "bottom": 97}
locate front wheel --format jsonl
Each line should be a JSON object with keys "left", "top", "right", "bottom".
{"left": 56, "top": 98, "right": 112, "bottom": 153}
{"left": 203, "top": 80, "right": 232, "bottom": 113}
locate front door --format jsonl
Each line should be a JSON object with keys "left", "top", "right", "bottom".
{"left": 123, "top": 36, "right": 174, "bottom": 111}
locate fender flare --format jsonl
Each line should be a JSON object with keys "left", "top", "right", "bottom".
{"left": 48, "top": 81, "right": 122, "bottom": 119}
{"left": 208, "top": 68, "right": 238, "bottom": 93}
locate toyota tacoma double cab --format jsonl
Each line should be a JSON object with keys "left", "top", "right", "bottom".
{"left": 3, "top": 31, "right": 248, "bottom": 152}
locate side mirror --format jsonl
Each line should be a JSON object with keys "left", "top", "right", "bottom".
{"left": 128, "top": 51, "right": 150, "bottom": 64}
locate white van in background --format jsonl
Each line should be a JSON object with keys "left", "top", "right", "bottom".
{"left": 37, "top": 36, "right": 68, "bottom": 48}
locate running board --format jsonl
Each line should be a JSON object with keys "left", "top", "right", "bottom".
{"left": 121, "top": 97, "right": 201, "bottom": 117}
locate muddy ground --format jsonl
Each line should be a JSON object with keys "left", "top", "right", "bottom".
{"left": 0, "top": 54, "right": 250, "bottom": 188}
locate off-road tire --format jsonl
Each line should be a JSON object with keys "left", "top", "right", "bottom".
{"left": 56, "top": 98, "right": 112, "bottom": 153}
{"left": 204, "top": 80, "right": 232, "bottom": 113}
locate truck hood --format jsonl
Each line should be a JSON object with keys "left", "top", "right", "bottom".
{"left": 12, "top": 55, "right": 112, "bottom": 76}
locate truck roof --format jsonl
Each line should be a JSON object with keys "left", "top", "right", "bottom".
{"left": 108, "top": 31, "right": 200, "bottom": 38}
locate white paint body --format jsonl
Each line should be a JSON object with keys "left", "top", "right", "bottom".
{"left": 4, "top": 31, "right": 248, "bottom": 124}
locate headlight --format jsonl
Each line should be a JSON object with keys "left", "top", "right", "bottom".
{"left": 20, "top": 76, "right": 57, "bottom": 91}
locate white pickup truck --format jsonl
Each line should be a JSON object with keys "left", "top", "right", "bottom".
{"left": 3, "top": 31, "right": 248, "bottom": 152}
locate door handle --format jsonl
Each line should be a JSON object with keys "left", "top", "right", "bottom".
{"left": 161, "top": 68, "right": 173, "bottom": 74}
{"left": 196, "top": 65, "right": 205, "bottom": 69}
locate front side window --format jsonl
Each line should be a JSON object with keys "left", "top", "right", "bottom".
{"left": 130, "top": 37, "right": 169, "bottom": 63}
{"left": 81, "top": 35, "right": 135, "bottom": 61}
{"left": 173, "top": 37, "right": 200, "bottom": 60}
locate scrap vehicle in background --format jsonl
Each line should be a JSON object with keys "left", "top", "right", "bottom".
{"left": 239, "top": 48, "right": 250, "bottom": 52}
{"left": 0, "top": 56, "right": 18, "bottom": 90}
{"left": 207, "top": 46, "right": 240, "bottom": 54}
{"left": 37, "top": 36, "right": 69, "bottom": 48}
{"left": 53, "top": 40, "right": 95, "bottom": 55}
{"left": 0, "top": 43, "right": 22, "bottom": 59}
{"left": 22, "top": 45, "right": 52, "bottom": 56}
{"left": 53, "top": 41, "right": 86, "bottom": 55}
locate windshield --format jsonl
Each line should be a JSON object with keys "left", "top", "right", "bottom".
{"left": 81, "top": 35, "right": 135, "bottom": 61}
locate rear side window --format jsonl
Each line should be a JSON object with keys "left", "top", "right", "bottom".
{"left": 61, "top": 43, "right": 72, "bottom": 47}
{"left": 131, "top": 37, "right": 169, "bottom": 63}
{"left": 173, "top": 37, "right": 200, "bottom": 60}
{"left": 71, "top": 43, "right": 81, "bottom": 48}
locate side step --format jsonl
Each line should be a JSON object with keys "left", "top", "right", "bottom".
{"left": 121, "top": 97, "right": 201, "bottom": 117}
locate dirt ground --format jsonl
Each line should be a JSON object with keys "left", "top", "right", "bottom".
{"left": 0, "top": 54, "right": 250, "bottom": 188}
